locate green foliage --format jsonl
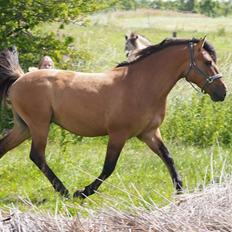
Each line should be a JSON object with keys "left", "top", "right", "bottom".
{"left": 0, "top": 0, "right": 108, "bottom": 70}
{"left": 198, "top": 0, "right": 220, "bottom": 17}
{"left": 0, "top": 107, "right": 13, "bottom": 132}
{"left": 48, "top": 124, "right": 83, "bottom": 153}
{"left": 110, "top": 0, "right": 138, "bottom": 10}
{"left": 114, "top": 0, "right": 232, "bottom": 17}
{"left": 162, "top": 93, "right": 232, "bottom": 147}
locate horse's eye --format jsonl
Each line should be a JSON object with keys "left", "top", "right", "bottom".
{"left": 205, "top": 60, "right": 212, "bottom": 66}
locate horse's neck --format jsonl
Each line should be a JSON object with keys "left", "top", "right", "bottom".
{"left": 126, "top": 45, "right": 188, "bottom": 101}
{"left": 127, "top": 37, "right": 151, "bottom": 61}
{"left": 136, "top": 39, "right": 149, "bottom": 50}
{"left": 127, "top": 51, "right": 137, "bottom": 62}
{"left": 137, "top": 36, "right": 151, "bottom": 47}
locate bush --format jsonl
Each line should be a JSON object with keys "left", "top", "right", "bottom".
{"left": 162, "top": 93, "right": 232, "bottom": 147}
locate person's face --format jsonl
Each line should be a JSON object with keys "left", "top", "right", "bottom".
{"left": 40, "top": 58, "right": 54, "bottom": 69}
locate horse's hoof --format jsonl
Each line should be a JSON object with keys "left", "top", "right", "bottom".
{"left": 73, "top": 190, "right": 86, "bottom": 199}
{"left": 175, "top": 184, "right": 184, "bottom": 195}
{"left": 176, "top": 188, "right": 184, "bottom": 195}
{"left": 175, "top": 181, "right": 183, "bottom": 194}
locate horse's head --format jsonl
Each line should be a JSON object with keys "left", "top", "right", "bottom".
{"left": 184, "top": 38, "right": 226, "bottom": 102}
{"left": 124, "top": 32, "right": 139, "bottom": 57}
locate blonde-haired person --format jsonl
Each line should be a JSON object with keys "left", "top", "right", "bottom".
{"left": 38, "top": 55, "right": 54, "bottom": 69}
{"left": 28, "top": 55, "right": 54, "bottom": 72}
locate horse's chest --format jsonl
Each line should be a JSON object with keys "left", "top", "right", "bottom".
{"left": 125, "top": 110, "right": 164, "bottom": 135}
{"left": 141, "top": 107, "right": 166, "bottom": 130}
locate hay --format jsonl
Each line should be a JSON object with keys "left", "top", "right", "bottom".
{"left": 1, "top": 178, "right": 232, "bottom": 232}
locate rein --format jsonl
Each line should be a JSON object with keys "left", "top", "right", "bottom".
{"left": 185, "top": 42, "right": 222, "bottom": 93}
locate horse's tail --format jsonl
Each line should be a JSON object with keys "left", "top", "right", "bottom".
{"left": 0, "top": 46, "right": 24, "bottom": 107}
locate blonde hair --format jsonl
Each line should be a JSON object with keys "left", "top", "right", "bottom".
{"left": 38, "top": 56, "right": 54, "bottom": 69}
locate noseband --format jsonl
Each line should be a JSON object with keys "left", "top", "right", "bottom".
{"left": 185, "top": 42, "right": 222, "bottom": 93}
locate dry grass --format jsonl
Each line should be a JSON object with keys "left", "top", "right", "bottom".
{"left": 92, "top": 8, "right": 232, "bottom": 32}
{"left": 1, "top": 176, "right": 232, "bottom": 232}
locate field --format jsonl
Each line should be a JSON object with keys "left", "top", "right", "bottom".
{"left": 1, "top": 9, "right": 232, "bottom": 220}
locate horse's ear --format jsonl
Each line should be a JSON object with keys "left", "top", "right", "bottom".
{"left": 197, "top": 36, "right": 207, "bottom": 50}
{"left": 125, "top": 35, "right": 128, "bottom": 40}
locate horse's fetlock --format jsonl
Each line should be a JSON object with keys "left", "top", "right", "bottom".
{"left": 50, "top": 178, "right": 68, "bottom": 195}
{"left": 103, "top": 164, "right": 115, "bottom": 177}
{"left": 84, "top": 185, "right": 95, "bottom": 196}
{"left": 174, "top": 178, "right": 183, "bottom": 192}
{"left": 58, "top": 187, "right": 69, "bottom": 198}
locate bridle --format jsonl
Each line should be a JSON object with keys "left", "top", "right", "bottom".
{"left": 185, "top": 42, "right": 222, "bottom": 93}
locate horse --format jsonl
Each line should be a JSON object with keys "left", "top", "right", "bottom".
{"left": 0, "top": 38, "right": 226, "bottom": 198}
{"left": 125, "top": 32, "right": 152, "bottom": 61}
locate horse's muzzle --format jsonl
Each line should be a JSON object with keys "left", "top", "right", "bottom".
{"left": 211, "top": 90, "right": 226, "bottom": 102}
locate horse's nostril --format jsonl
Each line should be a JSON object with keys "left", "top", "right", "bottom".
{"left": 212, "top": 92, "right": 226, "bottom": 102}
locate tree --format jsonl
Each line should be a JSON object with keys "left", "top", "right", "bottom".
{"left": 178, "top": 0, "right": 197, "bottom": 12}
{"left": 0, "top": 0, "right": 110, "bottom": 131}
{"left": 0, "top": 1, "right": 109, "bottom": 70}
{"left": 110, "top": 0, "right": 138, "bottom": 10}
{"left": 199, "top": 0, "right": 220, "bottom": 17}
{"left": 185, "top": 0, "right": 196, "bottom": 11}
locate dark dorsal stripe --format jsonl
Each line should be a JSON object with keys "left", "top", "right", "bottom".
{"left": 117, "top": 38, "right": 217, "bottom": 68}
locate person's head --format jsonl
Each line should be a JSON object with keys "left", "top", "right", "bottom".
{"left": 38, "top": 56, "right": 54, "bottom": 69}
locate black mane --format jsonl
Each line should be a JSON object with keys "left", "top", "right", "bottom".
{"left": 117, "top": 38, "right": 217, "bottom": 67}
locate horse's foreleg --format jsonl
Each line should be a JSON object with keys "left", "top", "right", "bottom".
{"left": 0, "top": 125, "right": 30, "bottom": 159}
{"left": 138, "top": 129, "right": 182, "bottom": 192}
{"left": 30, "top": 129, "right": 69, "bottom": 197}
{"left": 73, "top": 135, "right": 126, "bottom": 198}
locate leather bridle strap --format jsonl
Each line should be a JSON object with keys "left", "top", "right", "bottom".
{"left": 185, "top": 42, "right": 222, "bottom": 93}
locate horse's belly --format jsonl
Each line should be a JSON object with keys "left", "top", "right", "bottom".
{"left": 53, "top": 111, "right": 108, "bottom": 137}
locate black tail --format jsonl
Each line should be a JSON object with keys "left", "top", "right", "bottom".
{"left": 0, "top": 46, "right": 24, "bottom": 107}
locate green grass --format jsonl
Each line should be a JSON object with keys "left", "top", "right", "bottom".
{"left": 1, "top": 9, "right": 232, "bottom": 215}
{"left": 42, "top": 10, "right": 232, "bottom": 71}
{"left": 1, "top": 137, "right": 232, "bottom": 214}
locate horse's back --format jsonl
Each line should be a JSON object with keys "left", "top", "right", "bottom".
{"left": 9, "top": 69, "right": 125, "bottom": 137}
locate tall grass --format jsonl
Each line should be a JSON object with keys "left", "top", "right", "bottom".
{"left": 92, "top": 9, "right": 232, "bottom": 33}
{"left": 1, "top": 175, "right": 232, "bottom": 231}
{"left": 1, "top": 137, "right": 231, "bottom": 212}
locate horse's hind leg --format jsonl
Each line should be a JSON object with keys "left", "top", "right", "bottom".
{"left": 29, "top": 125, "right": 69, "bottom": 197}
{"left": 138, "top": 129, "right": 183, "bottom": 192}
{"left": 0, "top": 123, "right": 30, "bottom": 159}
{"left": 73, "top": 134, "right": 126, "bottom": 198}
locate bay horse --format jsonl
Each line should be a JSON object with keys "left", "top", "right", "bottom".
{"left": 0, "top": 38, "right": 226, "bottom": 198}
{"left": 125, "top": 32, "right": 152, "bottom": 61}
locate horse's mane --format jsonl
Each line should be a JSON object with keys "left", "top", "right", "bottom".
{"left": 117, "top": 38, "right": 217, "bottom": 67}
